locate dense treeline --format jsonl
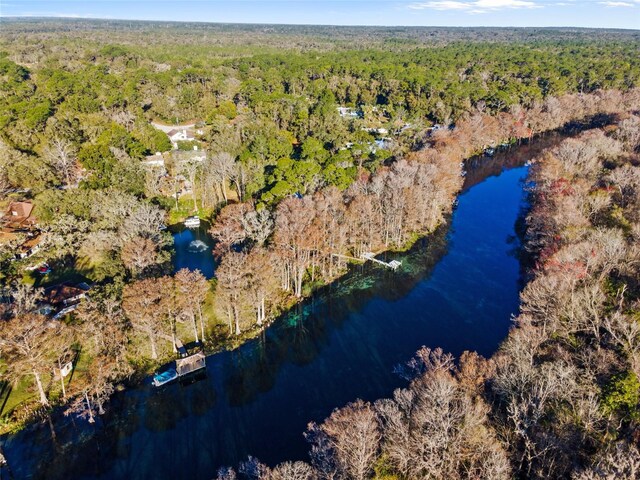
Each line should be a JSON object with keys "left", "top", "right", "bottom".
{"left": 3, "top": 19, "right": 640, "bottom": 53}
{"left": 1, "top": 22, "right": 640, "bottom": 200}
{"left": 493, "top": 118, "right": 640, "bottom": 478}
{"left": 211, "top": 116, "right": 640, "bottom": 480}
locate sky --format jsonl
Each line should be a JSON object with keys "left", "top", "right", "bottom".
{"left": 1, "top": 0, "right": 639, "bottom": 29}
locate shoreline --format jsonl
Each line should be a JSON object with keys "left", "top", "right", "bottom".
{"left": 0, "top": 110, "right": 629, "bottom": 437}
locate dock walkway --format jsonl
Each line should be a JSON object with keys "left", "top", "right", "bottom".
{"left": 332, "top": 252, "right": 402, "bottom": 271}
{"left": 361, "top": 252, "right": 402, "bottom": 270}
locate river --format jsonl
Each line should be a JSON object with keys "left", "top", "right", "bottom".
{"left": 1, "top": 147, "right": 533, "bottom": 480}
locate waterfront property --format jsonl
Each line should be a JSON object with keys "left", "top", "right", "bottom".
{"left": 152, "top": 351, "right": 207, "bottom": 387}
{"left": 0, "top": 150, "right": 531, "bottom": 479}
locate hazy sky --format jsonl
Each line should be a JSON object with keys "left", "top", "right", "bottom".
{"left": 1, "top": 1, "right": 639, "bottom": 29}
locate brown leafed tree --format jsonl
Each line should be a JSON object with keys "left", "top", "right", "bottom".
{"left": 309, "top": 399, "right": 380, "bottom": 480}
{"left": 210, "top": 203, "right": 249, "bottom": 256}
{"left": 215, "top": 251, "right": 250, "bottom": 335}
{"left": 122, "top": 278, "right": 166, "bottom": 359}
{"left": 121, "top": 235, "right": 159, "bottom": 277}
{"left": 0, "top": 314, "right": 69, "bottom": 406}
{"left": 175, "top": 268, "right": 210, "bottom": 342}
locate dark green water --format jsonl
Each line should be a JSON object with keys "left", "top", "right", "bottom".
{"left": 1, "top": 156, "right": 530, "bottom": 480}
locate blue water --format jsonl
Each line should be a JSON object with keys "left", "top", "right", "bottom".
{"left": 171, "top": 223, "right": 216, "bottom": 279}
{"left": 1, "top": 161, "right": 529, "bottom": 480}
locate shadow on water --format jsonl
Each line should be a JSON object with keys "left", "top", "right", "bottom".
{"left": 222, "top": 228, "right": 449, "bottom": 408}
{"left": 4, "top": 146, "right": 541, "bottom": 480}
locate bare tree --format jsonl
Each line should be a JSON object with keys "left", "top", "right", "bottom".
{"left": 0, "top": 314, "right": 68, "bottom": 406}
{"left": 175, "top": 268, "right": 210, "bottom": 342}
{"left": 181, "top": 158, "right": 201, "bottom": 212}
{"left": 242, "top": 207, "right": 273, "bottom": 246}
{"left": 210, "top": 152, "right": 235, "bottom": 203}
{"left": 122, "top": 278, "right": 166, "bottom": 359}
{"left": 267, "top": 461, "right": 316, "bottom": 480}
{"left": 9, "top": 283, "right": 43, "bottom": 317}
{"left": 215, "top": 251, "right": 250, "bottom": 335}
{"left": 573, "top": 442, "right": 640, "bottom": 480}
{"left": 43, "top": 137, "right": 78, "bottom": 187}
{"left": 309, "top": 400, "right": 380, "bottom": 480}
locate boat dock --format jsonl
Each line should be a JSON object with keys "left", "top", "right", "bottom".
{"left": 176, "top": 351, "right": 206, "bottom": 376}
{"left": 361, "top": 252, "right": 402, "bottom": 270}
{"left": 332, "top": 252, "right": 402, "bottom": 271}
{"left": 184, "top": 216, "right": 201, "bottom": 228}
{"left": 152, "top": 349, "right": 206, "bottom": 387}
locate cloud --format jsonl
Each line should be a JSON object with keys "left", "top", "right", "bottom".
{"left": 598, "top": 0, "right": 635, "bottom": 5}
{"left": 408, "top": 0, "right": 540, "bottom": 12}
{"left": 409, "top": 1, "right": 470, "bottom": 10}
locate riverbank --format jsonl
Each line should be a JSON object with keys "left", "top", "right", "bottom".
{"left": 171, "top": 115, "right": 640, "bottom": 480}
{"left": 483, "top": 120, "right": 640, "bottom": 478}
{"left": 198, "top": 109, "right": 631, "bottom": 357}
{"left": 3, "top": 112, "right": 638, "bottom": 479}
{"left": 209, "top": 89, "right": 639, "bottom": 345}
{"left": 1, "top": 140, "right": 532, "bottom": 479}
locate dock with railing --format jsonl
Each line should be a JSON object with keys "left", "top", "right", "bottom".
{"left": 332, "top": 252, "right": 402, "bottom": 271}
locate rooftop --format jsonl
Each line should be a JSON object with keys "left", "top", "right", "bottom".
{"left": 2, "top": 201, "right": 37, "bottom": 230}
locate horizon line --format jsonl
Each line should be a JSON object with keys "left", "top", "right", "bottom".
{"left": 2, "top": 16, "right": 640, "bottom": 32}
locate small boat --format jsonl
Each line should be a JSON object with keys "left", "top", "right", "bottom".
{"left": 153, "top": 368, "right": 178, "bottom": 387}
{"left": 484, "top": 148, "right": 495, "bottom": 157}
{"left": 184, "top": 216, "right": 201, "bottom": 228}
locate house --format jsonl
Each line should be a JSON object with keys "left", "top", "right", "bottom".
{"left": 0, "top": 201, "right": 42, "bottom": 259}
{"left": 167, "top": 129, "right": 197, "bottom": 149}
{"left": 337, "top": 107, "right": 362, "bottom": 119}
{"left": 144, "top": 152, "right": 166, "bottom": 168}
{"left": 42, "top": 283, "right": 91, "bottom": 319}
{"left": 44, "top": 283, "right": 89, "bottom": 308}
{"left": 167, "top": 129, "right": 196, "bottom": 142}
{"left": 1, "top": 201, "right": 37, "bottom": 231}
{"left": 16, "top": 234, "right": 42, "bottom": 259}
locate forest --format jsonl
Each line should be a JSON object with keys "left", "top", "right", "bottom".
{"left": 0, "top": 19, "right": 639, "bottom": 478}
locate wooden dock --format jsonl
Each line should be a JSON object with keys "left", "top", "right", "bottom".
{"left": 361, "top": 252, "right": 402, "bottom": 270}
{"left": 176, "top": 351, "right": 206, "bottom": 376}
{"left": 332, "top": 252, "right": 402, "bottom": 271}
